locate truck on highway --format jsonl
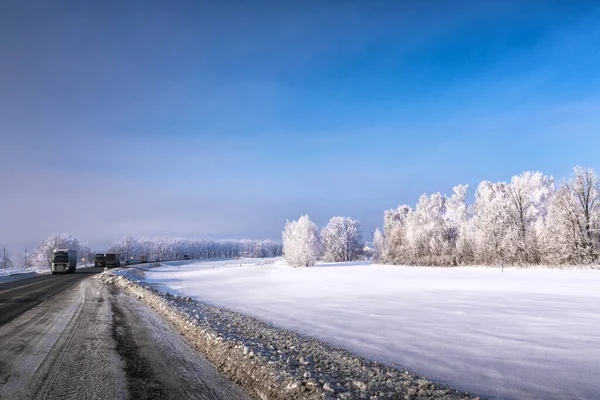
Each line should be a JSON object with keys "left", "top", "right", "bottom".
{"left": 105, "top": 253, "right": 120, "bottom": 268}
{"left": 52, "top": 249, "right": 77, "bottom": 274}
{"left": 94, "top": 253, "right": 106, "bottom": 267}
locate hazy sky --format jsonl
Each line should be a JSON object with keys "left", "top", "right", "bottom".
{"left": 2, "top": 0, "right": 600, "bottom": 254}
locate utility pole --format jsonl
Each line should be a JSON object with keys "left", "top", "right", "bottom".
{"left": 3, "top": 246, "right": 6, "bottom": 274}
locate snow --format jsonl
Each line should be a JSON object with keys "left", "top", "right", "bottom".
{"left": 106, "top": 271, "right": 471, "bottom": 399}
{"left": 0, "top": 267, "right": 49, "bottom": 284}
{"left": 141, "top": 259, "right": 600, "bottom": 400}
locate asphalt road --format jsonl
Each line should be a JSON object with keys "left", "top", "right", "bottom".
{"left": 0, "top": 268, "right": 103, "bottom": 326}
{"left": 0, "top": 269, "right": 250, "bottom": 400}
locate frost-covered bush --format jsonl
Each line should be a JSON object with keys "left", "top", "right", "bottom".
{"left": 282, "top": 215, "right": 320, "bottom": 267}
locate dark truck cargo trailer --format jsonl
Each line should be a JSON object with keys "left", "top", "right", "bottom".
{"left": 105, "top": 253, "right": 121, "bottom": 268}
{"left": 94, "top": 253, "right": 106, "bottom": 267}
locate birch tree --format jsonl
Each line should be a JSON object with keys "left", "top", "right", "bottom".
{"left": 32, "top": 234, "right": 80, "bottom": 268}
{"left": 544, "top": 166, "right": 600, "bottom": 263}
{"left": 109, "top": 236, "right": 142, "bottom": 261}
{"left": 320, "top": 217, "right": 363, "bottom": 262}
{"left": 382, "top": 205, "right": 411, "bottom": 264}
{"left": 372, "top": 228, "right": 385, "bottom": 263}
{"left": 503, "top": 171, "right": 554, "bottom": 264}
{"left": 282, "top": 215, "right": 320, "bottom": 267}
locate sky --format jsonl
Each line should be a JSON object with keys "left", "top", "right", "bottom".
{"left": 1, "top": 0, "right": 600, "bottom": 258}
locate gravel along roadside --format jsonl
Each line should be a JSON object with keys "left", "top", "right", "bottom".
{"left": 100, "top": 274, "right": 481, "bottom": 400}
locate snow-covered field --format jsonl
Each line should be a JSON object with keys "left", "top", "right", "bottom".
{"left": 140, "top": 259, "right": 600, "bottom": 400}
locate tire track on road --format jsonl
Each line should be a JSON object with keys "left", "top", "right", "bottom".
{"left": 110, "top": 292, "right": 166, "bottom": 399}
{"left": 1, "top": 273, "right": 249, "bottom": 400}
{"left": 0, "top": 270, "right": 101, "bottom": 326}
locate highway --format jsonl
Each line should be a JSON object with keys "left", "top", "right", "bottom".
{"left": 0, "top": 269, "right": 249, "bottom": 400}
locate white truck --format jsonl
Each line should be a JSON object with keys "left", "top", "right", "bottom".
{"left": 52, "top": 249, "right": 77, "bottom": 274}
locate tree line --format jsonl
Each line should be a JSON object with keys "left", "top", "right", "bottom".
{"left": 107, "top": 236, "right": 282, "bottom": 261}
{"left": 282, "top": 166, "right": 600, "bottom": 267}
{"left": 373, "top": 166, "right": 600, "bottom": 266}
{"left": 29, "top": 235, "right": 282, "bottom": 268}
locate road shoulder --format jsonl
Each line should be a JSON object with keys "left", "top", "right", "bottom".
{"left": 102, "top": 273, "right": 478, "bottom": 400}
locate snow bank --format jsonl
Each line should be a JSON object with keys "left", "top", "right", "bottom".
{"left": 0, "top": 267, "right": 48, "bottom": 284}
{"left": 101, "top": 273, "right": 474, "bottom": 400}
{"left": 142, "top": 259, "right": 600, "bottom": 400}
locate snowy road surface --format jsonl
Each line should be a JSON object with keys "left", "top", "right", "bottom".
{"left": 0, "top": 270, "right": 249, "bottom": 400}
{"left": 144, "top": 260, "right": 600, "bottom": 400}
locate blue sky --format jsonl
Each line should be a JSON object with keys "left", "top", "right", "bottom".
{"left": 1, "top": 0, "right": 600, "bottom": 253}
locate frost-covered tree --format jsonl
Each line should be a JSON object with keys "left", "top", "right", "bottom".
{"left": 282, "top": 215, "right": 320, "bottom": 267}
{"left": 32, "top": 234, "right": 80, "bottom": 268}
{"left": 262, "top": 240, "right": 284, "bottom": 257}
{"left": 153, "top": 237, "right": 174, "bottom": 261}
{"left": 108, "top": 236, "right": 143, "bottom": 260}
{"left": 469, "top": 172, "right": 554, "bottom": 265}
{"left": 375, "top": 166, "right": 597, "bottom": 267}
{"left": 446, "top": 185, "right": 474, "bottom": 264}
{"left": 382, "top": 205, "right": 411, "bottom": 264}
{"left": 243, "top": 240, "right": 282, "bottom": 258}
{"left": 78, "top": 244, "right": 94, "bottom": 265}
{"left": 543, "top": 166, "right": 600, "bottom": 264}
{"left": 379, "top": 186, "right": 469, "bottom": 266}
{"left": 504, "top": 171, "right": 554, "bottom": 264}
{"left": 109, "top": 235, "right": 142, "bottom": 261}
{"left": 406, "top": 193, "right": 451, "bottom": 264}
{"left": 446, "top": 185, "right": 469, "bottom": 227}
{"left": 139, "top": 238, "right": 154, "bottom": 260}
{"left": 372, "top": 228, "right": 385, "bottom": 263}
{"left": 470, "top": 181, "right": 514, "bottom": 264}
{"left": 130, "top": 237, "right": 281, "bottom": 261}
{"left": 405, "top": 187, "right": 470, "bottom": 265}
{"left": 320, "top": 217, "right": 363, "bottom": 262}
